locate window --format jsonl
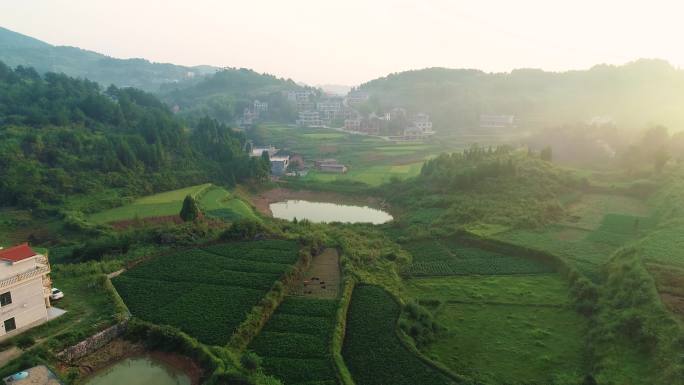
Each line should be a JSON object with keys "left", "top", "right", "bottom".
{"left": 0, "top": 292, "right": 11, "bottom": 307}
{"left": 4, "top": 318, "right": 16, "bottom": 332}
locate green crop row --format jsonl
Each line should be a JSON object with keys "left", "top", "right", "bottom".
{"left": 260, "top": 357, "right": 337, "bottom": 385}
{"left": 113, "top": 241, "right": 301, "bottom": 346}
{"left": 203, "top": 240, "right": 300, "bottom": 265}
{"left": 275, "top": 297, "right": 339, "bottom": 318}
{"left": 404, "top": 239, "right": 553, "bottom": 276}
{"left": 129, "top": 249, "right": 290, "bottom": 278}
{"left": 342, "top": 285, "right": 452, "bottom": 385}
{"left": 249, "top": 297, "right": 339, "bottom": 385}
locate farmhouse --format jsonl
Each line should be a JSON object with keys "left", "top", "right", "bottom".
{"left": 0, "top": 244, "right": 53, "bottom": 341}
{"left": 254, "top": 100, "right": 268, "bottom": 113}
{"left": 250, "top": 145, "right": 278, "bottom": 157}
{"left": 345, "top": 90, "right": 369, "bottom": 106}
{"left": 270, "top": 156, "right": 291, "bottom": 176}
{"left": 412, "top": 113, "right": 433, "bottom": 132}
{"left": 314, "top": 159, "right": 347, "bottom": 173}
{"left": 297, "top": 111, "right": 324, "bottom": 128}
{"left": 319, "top": 163, "right": 347, "bottom": 173}
{"left": 480, "top": 114, "right": 516, "bottom": 129}
{"left": 344, "top": 117, "right": 361, "bottom": 131}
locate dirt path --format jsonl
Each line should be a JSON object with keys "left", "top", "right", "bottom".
{"left": 250, "top": 188, "right": 384, "bottom": 217}
{"left": 291, "top": 248, "right": 341, "bottom": 298}
{"left": 0, "top": 346, "right": 22, "bottom": 363}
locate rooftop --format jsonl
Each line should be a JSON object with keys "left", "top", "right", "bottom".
{"left": 0, "top": 243, "right": 38, "bottom": 263}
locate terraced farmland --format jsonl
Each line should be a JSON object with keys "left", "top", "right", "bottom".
{"left": 403, "top": 239, "right": 554, "bottom": 276}
{"left": 113, "top": 240, "right": 300, "bottom": 345}
{"left": 249, "top": 297, "right": 339, "bottom": 385}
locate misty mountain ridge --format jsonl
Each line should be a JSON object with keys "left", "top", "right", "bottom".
{"left": 0, "top": 26, "right": 219, "bottom": 91}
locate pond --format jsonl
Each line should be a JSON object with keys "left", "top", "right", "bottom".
{"left": 85, "top": 356, "right": 191, "bottom": 385}
{"left": 269, "top": 200, "right": 393, "bottom": 224}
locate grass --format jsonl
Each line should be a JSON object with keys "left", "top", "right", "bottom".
{"left": 303, "top": 133, "right": 347, "bottom": 140}
{"left": 342, "top": 285, "right": 452, "bottom": 385}
{"left": 406, "top": 275, "right": 587, "bottom": 384}
{"left": 405, "top": 275, "right": 572, "bottom": 306}
{"left": 249, "top": 297, "right": 338, "bottom": 385}
{"left": 88, "top": 184, "right": 211, "bottom": 223}
{"left": 198, "top": 186, "right": 259, "bottom": 221}
{"left": 113, "top": 240, "right": 300, "bottom": 345}
{"left": 88, "top": 184, "right": 257, "bottom": 224}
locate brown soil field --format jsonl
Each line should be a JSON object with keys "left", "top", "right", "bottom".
{"left": 292, "top": 248, "right": 341, "bottom": 299}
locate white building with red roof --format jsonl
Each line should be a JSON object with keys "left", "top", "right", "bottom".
{"left": 0, "top": 243, "right": 53, "bottom": 341}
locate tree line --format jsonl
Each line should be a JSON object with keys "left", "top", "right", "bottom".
{"left": 0, "top": 61, "right": 269, "bottom": 210}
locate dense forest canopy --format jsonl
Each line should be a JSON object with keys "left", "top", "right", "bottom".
{"left": 358, "top": 59, "right": 684, "bottom": 133}
{"left": 160, "top": 68, "right": 302, "bottom": 124}
{"left": 0, "top": 61, "right": 269, "bottom": 210}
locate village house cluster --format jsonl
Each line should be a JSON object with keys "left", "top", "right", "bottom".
{"left": 249, "top": 145, "right": 348, "bottom": 177}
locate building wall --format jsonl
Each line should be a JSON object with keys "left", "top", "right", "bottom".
{"left": 0, "top": 277, "right": 48, "bottom": 340}
{"left": 0, "top": 257, "right": 38, "bottom": 277}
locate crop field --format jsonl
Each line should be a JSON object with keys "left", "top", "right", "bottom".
{"left": 342, "top": 285, "right": 453, "bottom": 385}
{"left": 304, "top": 162, "right": 424, "bottom": 186}
{"left": 402, "top": 239, "right": 555, "bottom": 276}
{"left": 249, "top": 297, "right": 339, "bottom": 385}
{"left": 113, "top": 240, "right": 300, "bottom": 345}
{"left": 198, "top": 186, "right": 259, "bottom": 221}
{"left": 407, "top": 275, "right": 587, "bottom": 384}
{"left": 88, "top": 184, "right": 211, "bottom": 223}
{"left": 88, "top": 184, "right": 257, "bottom": 224}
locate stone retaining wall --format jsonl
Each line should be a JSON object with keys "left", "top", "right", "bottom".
{"left": 57, "top": 321, "right": 128, "bottom": 363}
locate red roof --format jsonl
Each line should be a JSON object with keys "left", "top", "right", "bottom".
{"left": 0, "top": 243, "right": 38, "bottom": 263}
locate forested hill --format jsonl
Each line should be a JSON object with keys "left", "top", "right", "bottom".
{"left": 159, "top": 68, "right": 304, "bottom": 123}
{"left": 358, "top": 59, "right": 684, "bottom": 132}
{"left": 0, "top": 26, "right": 218, "bottom": 91}
{"left": 0, "top": 26, "right": 303, "bottom": 124}
{"left": 0, "top": 61, "right": 269, "bottom": 210}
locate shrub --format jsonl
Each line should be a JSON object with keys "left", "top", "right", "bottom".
{"left": 240, "top": 351, "right": 262, "bottom": 372}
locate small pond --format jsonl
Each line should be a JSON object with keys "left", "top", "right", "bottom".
{"left": 85, "top": 356, "right": 191, "bottom": 385}
{"left": 269, "top": 200, "right": 393, "bottom": 224}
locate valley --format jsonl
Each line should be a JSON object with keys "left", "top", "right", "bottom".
{"left": 1, "top": 23, "right": 684, "bottom": 385}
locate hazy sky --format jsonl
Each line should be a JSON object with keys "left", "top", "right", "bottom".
{"left": 1, "top": 0, "right": 682, "bottom": 85}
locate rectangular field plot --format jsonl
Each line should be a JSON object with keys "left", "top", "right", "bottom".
{"left": 342, "top": 285, "right": 453, "bottom": 385}
{"left": 113, "top": 240, "right": 300, "bottom": 346}
{"left": 407, "top": 275, "right": 586, "bottom": 384}
{"left": 249, "top": 297, "right": 339, "bottom": 385}
{"left": 403, "top": 239, "right": 555, "bottom": 276}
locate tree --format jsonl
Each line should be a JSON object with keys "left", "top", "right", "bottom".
{"left": 540, "top": 146, "right": 553, "bottom": 162}
{"left": 654, "top": 146, "right": 670, "bottom": 173}
{"left": 180, "top": 195, "right": 201, "bottom": 222}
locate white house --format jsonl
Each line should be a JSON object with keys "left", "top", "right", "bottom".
{"left": 296, "top": 111, "right": 324, "bottom": 127}
{"left": 480, "top": 114, "right": 516, "bottom": 129}
{"left": 270, "top": 156, "right": 291, "bottom": 176}
{"left": 0, "top": 244, "right": 52, "bottom": 341}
